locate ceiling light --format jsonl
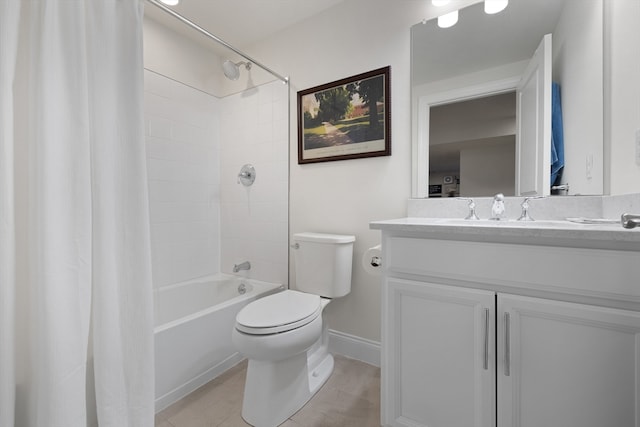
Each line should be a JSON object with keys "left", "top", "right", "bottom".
{"left": 159, "top": 0, "right": 180, "bottom": 5}
{"left": 437, "top": 10, "right": 458, "bottom": 28}
{"left": 431, "top": 0, "right": 450, "bottom": 6}
{"left": 484, "top": 0, "right": 508, "bottom": 14}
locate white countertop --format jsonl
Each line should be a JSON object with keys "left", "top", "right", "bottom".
{"left": 370, "top": 217, "right": 640, "bottom": 250}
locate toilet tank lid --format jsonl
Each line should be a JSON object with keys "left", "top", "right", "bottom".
{"left": 294, "top": 232, "right": 355, "bottom": 244}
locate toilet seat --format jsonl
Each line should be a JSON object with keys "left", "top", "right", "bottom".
{"left": 236, "top": 290, "right": 321, "bottom": 335}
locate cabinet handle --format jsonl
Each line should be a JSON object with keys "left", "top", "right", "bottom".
{"left": 504, "top": 312, "right": 511, "bottom": 376}
{"left": 483, "top": 308, "right": 490, "bottom": 370}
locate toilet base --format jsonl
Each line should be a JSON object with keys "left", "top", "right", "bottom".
{"left": 241, "top": 341, "right": 334, "bottom": 427}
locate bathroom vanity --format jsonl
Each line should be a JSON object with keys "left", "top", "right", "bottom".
{"left": 370, "top": 217, "right": 640, "bottom": 427}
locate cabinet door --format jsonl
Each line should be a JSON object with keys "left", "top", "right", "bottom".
{"left": 383, "top": 278, "right": 496, "bottom": 427}
{"left": 498, "top": 294, "right": 640, "bottom": 427}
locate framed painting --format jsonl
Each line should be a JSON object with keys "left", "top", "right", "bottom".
{"left": 297, "top": 66, "right": 391, "bottom": 164}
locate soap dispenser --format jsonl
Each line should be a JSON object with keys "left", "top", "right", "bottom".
{"left": 490, "top": 193, "right": 506, "bottom": 220}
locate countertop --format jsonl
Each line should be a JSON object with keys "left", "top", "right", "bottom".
{"left": 370, "top": 217, "right": 640, "bottom": 250}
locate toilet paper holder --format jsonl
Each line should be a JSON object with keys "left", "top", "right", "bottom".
{"left": 362, "top": 244, "right": 382, "bottom": 275}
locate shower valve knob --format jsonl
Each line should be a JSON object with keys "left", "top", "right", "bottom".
{"left": 237, "top": 164, "right": 256, "bottom": 186}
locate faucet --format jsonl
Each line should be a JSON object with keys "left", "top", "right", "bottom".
{"left": 517, "top": 196, "right": 545, "bottom": 221}
{"left": 457, "top": 197, "right": 479, "bottom": 220}
{"left": 621, "top": 213, "right": 640, "bottom": 229}
{"left": 233, "top": 261, "right": 251, "bottom": 273}
{"left": 490, "top": 193, "right": 506, "bottom": 221}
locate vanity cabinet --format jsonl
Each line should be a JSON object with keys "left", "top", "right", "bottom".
{"left": 386, "top": 278, "right": 640, "bottom": 427}
{"left": 384, "top": 278, "right": 496, "bottom": 426}
{"left": 497, "top": 293, "right": 640, "bottom": 427}
{"left": 373, "top": 223, "right": 640, "bottom": 427}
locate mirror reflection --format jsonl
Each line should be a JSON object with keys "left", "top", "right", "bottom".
{"left": 429, "top": 92, "right": 516, "bottom": 197}
{"left": 412, "top": 0, "right": 604, "bottom": 198}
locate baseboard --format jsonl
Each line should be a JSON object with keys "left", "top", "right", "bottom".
{"left": 328, "top": 329, "right": 381, "bottom": 367}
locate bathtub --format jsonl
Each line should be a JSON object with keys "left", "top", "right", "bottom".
{"left": 154, "top": 274, "right": 282, "bottom": 411}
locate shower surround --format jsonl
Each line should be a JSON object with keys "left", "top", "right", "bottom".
{"left": 144, "top": 69, "right": 289, "bottom": 408}
{"left": 144, "top": 69, "right": 289, "bottom": 288}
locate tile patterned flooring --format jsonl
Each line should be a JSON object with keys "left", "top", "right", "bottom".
{"left": 155, "top": 355, "right": 381, "bottom": 427}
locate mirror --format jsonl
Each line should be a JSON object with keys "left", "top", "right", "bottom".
{"left": 411, "top": 0, "right": 604, "bottom": 198}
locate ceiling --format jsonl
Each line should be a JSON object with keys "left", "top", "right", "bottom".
{"left": 144, "top": 0, "right": 346, "bottom": 52}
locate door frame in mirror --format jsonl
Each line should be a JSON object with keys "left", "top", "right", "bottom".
{"left": 412, "top": 76, "right": 521, "bottom": 198}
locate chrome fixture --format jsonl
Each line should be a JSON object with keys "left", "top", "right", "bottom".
{"left": 490, "top": 193, "right": 506, "bottom": 221}
{"left": 517, "top": 196, "right": 545, "bottom": 221}
{"left": 238, "top": 282, "right": 248, "bottom": 294}
{"left": 621, "top": 213, "right": 640, "bottom": 229}
{"left": 223, "top": 60, "right": 252, "bottom": 81}
{"left": 237, "top": 164, "right": 256, "bottom": 186}
{"left": 504, "top": 312, "right": 511, "bottom": 376}
{"left": 233, "top": 261, "right": 251, "bottom": 273}
{"left": 551, "top": 183, "right": 570, "bottom": 195}
{"left": 370, "top": 255, "right": 382, "bottom": 268}
{"left": 457, "top": 197, "right": 479, "bottom": 220}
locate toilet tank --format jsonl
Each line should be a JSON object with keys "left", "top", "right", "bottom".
{"left": 293, "top": 232, "right": 355, "bottom": 298}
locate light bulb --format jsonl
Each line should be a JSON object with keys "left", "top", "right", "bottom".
{"left": 160, "top": 0, "right": 180, "bottom": 5}
{"left": 484, "top": 0, "right": 508, "bottom": 14}
{"left": 432, "top": 0, "right": 450, "bottom": 6}
{"left": 437, "top": 10, "right": 458, "bottom": 28}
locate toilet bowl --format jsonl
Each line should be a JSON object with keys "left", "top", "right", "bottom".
{"left": 232, "top": 290, "right": 333, "bottom": 427}
{"left": 232, "top": 232, "right": 355, "bottom": 427}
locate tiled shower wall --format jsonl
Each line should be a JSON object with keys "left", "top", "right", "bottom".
{"left": 219, "top": 81, "right": 289, "bottom": 285}
{"left": 144, "top": 70, "right": 289, "bottom": 291}
{"left": 144, "top": 70, "right": 220, "bottom": 289}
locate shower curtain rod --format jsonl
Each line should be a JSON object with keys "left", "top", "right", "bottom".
{"left": 145, "top": 0, "right": 289, "bottom": 84}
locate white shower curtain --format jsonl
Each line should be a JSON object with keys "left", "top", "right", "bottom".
{"left": 0, "top": 1, "right": 154, "bottom": 426}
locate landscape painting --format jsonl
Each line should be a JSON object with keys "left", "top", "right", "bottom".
{"left": 297, "top": 66, "right": 391, "bottom": 164}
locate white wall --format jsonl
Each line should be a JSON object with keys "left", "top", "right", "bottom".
{"left": 244, "top": 0, "right": 447, "bottom": 342}
{"left": 143, "top": 16, "right": 222, "bottom": 96}
{"left": 553, "top": 0, "right": 604, "bottom": 195}
{"left": 605, "top": 0, "right": 640, "bottom": 195}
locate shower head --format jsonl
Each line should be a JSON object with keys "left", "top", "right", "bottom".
{"left": 222, "top": 60, "right": 252, "bottom": 81}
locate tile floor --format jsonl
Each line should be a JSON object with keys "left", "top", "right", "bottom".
{"left": 155, "top": 355, "right": 381, "bottom": 427}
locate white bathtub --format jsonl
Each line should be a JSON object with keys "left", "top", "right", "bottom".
{"left": 154, "top": 274, "right": 282, "bottom": 411}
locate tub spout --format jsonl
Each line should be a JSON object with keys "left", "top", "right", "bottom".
{"left": 233, "top": 261, "right": 251, "bottom": 273}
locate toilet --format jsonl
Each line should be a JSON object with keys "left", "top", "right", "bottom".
{"left": 232, "top": 232, "right": 355, "bottom": 427}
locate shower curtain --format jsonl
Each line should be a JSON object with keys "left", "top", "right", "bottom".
{"left": 0, "top": 1, "right": 154, "bottom": 426}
